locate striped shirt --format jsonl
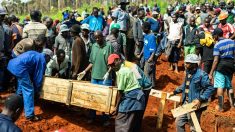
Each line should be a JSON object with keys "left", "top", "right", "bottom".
{"left": 213, "top": 38, "right": 235, "bottom": 59}
{"left": 22, "top": 22, "right": 48, "bottom": 39}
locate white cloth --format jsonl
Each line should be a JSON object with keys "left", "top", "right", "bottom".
{"left": 167, "top": 22, "right": 183, "bottom": 41}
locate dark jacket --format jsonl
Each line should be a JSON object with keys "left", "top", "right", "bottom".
{"left": 133, "top": 18, "right": 144, "bottom": 43}
{"left": 0, "top": 114, "right": 21, "bottom": 132}
{"left": 183, "top": 25, "right": 198, "bottom": 46}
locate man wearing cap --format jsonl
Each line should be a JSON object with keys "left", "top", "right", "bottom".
{"left": 217, "top": 12, "right": 235, "bottom": 39}
{"left": 70, "top": 24, "right": 87, "bottom": 80}
{"left": 169, "top": 54, "right": 214, "bottom": 132}
{"left": 112, "top": 0, "right": 129, "bottom": 34}
{"left": 80, "top": 24, "right": 92, "bottom": 59}
{"left": 184, "top": 5, "right": 196, "bottom": 25}
{"left": 107, "top": 53, "right": 150, "bottom": 132}
{"left": 54, "top": 24, "right": 73, "bottom": 61}
{"left": 7, "top": 49, "right": 52, "bottom": 121}
{"left": 22, "top": 10, "right": 48, "bottom": 40}
{"left": 209, "top": 28, "right": 235, "bottom": 111}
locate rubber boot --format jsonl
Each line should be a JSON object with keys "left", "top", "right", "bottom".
{"left": 218, "top": 96, "right": 224, "bottom": 111}
{"left": 229, "top": 93, "right": 235, "bottom": 108}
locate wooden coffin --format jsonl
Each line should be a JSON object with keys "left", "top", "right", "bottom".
{"left": 71, "top": 81, "right": 118, "bottom": 113}
{"left": 40, "top": 77, "right": 72, "bottom": 104}
{"left": 40, "top": 77, "right": 118, "bottom": 113}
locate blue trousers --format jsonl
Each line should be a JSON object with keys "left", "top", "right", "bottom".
{"left": 16, "top": 73, "right": 35, "bottom": 118}
{"left": 89, "top": 78, "right": 112, "bottom": 121}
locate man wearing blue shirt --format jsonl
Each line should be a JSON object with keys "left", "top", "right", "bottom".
{"left": 7, "top": 50, "right": 52, "bottom": 121}
{"left": 146, "top": 11, "right": 161, "bottom": 34}
{"left": 138, "top": 22, "right": 157, "bottom": 87}
{"left": 81, "top": 7, "right": 106, "bottom": 42}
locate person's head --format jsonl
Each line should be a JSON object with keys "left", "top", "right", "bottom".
{"left": 131, "top": 6, "right": 138, "bottom": 16}
{"left": 110, "top": 23, "right": 120, "bottom": 37}
{"left": 190, "top": 6, "right": 196, "bottom": 13}
{"left": 142, "top": 22, "right": 151, "bottom": 34}
{"left": 8, "top": 15, "right": 17, "bottom": 24}
{"left": 219, "top": 1, "right": 226, "bottom": 10}
{"left": 0, "top": 6, "right": 7, "bottom": 23}
{"left": 201, "top": 5, "right": 207, "bottom": 13}
{"left": 43, "top": 17, "right": 53, "bottom": 29}
{"left": 94, "top": 30, "right": 104, "bottom": 45}
{"left": 92, "top": 7, "right": 99, "bottom": 17}
{"left": 172, "top": 13, "right": 178, "bottom": 23}
{"left": 152, "top": 11, "right": 159, "bottom": 19}
{"left": 184, "top": 54, "right": 200, "bottom": 71}
{"left": 212, "top": 28, "right": 223, "bottom": 41}
{"left": 196, "top": 7, "right": 200, "bottom": 14}
{"left": 214, "top": 8, "right": 221, "bottom": 16}
{"left": 60, "top": 24, "right": 70, "bottom": 38}
{"left": 34, "top": 34, "right": 46, "bottom": 52}
{"left": 70, "top": 24, "right": 81, "bottom": 37}
{"left": 167, "top": 6, "right": 173, "bottom": 15}
{"left": 81, "top": 24, "right": 90, "bottom": 37}
{"left": 227, "top": 5, "right": 234, "bottom": 13}
{"left": 218, "top": 12, "right": 228, "bottom": 25}
{"left": 178, "top": 9, "right": 184, "bottom": 18}
{"left": 108, "top": 54, "right": 123, "bottom": 72}
{"left": 204, "top": 17, "right": 211, "bottom": 28}
{"left": 30, "top": 10, "right": 42, "bottom": 22}
{"left": 56, "top": 49, "right": 65, "bottom": 64}
{"left": 189, "top": 16, "right": 196, "bottom": 26}
{"left": 1, "top": 94, "right": 23, "bottom": 122}
{"left": 120, "top": 2, "right": 128, "bottom": 11}
{"left": 42, "top": 48, "right": 53, "bottom": 63}
{"left": 69, "top": 12, "right": 75, "bottom": 20}
{"left": 138, "top": 9, "right": 145, "bottom": 19}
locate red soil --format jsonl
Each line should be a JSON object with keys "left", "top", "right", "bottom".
{"left": 1, "top": 57, "right": 235, "bottom": 132}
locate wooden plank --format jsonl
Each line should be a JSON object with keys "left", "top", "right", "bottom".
{"left": 149, "top": 89, "right": 181, "bottom": 102}
{"left": 156, "top": 92, "right": 167, "bottom": 129}
{"left": 190, "top": 112, "right": 202, "bottom": 132}
{"left": 171, "top": 102, "right": 208, "bottom": 118}
{"left": 66, "top": 82, "right": 73, "bottom": 105}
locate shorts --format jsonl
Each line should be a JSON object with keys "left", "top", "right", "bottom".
{"left": 214, "top": 71, "right": 232, "bottom": 89}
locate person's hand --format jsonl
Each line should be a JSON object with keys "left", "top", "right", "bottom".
{"left": 77, "top": 71, "right": 86, "bottom": 80}
{"left": 72, "top": 73, "right": 77, "bottom": 80}
{"left": 177, "top": 44, "right": 181, "bottom": 48}
{"left": 136, "top": 54, "right": 141, "bottom": 59}
{"left": 209, "top": 74, "right": 213, "bottom": 80}
{"left": 110, "top": 107, "right": 118, "bottom": 116}
{"left": 192, "top": 99, "right": 201, "bottom": 109}
{"left": 168, "top": 92, "right": 175, "bottom": 98}
{"left": 136, "top": 41, "right": 140, "bottom": 46}
{"left": 147, "top": 58, "right": 153, "bottom": 63}
{"left": 54, "top": 73, "right": 59, "bottom": 78}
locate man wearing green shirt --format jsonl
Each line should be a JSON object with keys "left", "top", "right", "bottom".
{"left": 108, "top": 53, "right": 148, "bottom": 132}
{"left": 78, "top": 30, "right": 114, "bottom": 126}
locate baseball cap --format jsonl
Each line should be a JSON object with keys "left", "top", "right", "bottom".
{"left": 218, "top": 12, "right": 228, "bottom": 21}
{"left": 81, "top": 24, "right": 90, "bottom": 30}
{"left": 212, "top": 28, "right": 223, "bottom": 36}
{"left": 110, "top": 23, "right": 121, "bottom": 31}
{"left": 0, "top": 6, "right": 7, "bottom": 15}
{"left": 185, "top": 54, "right": 200, "bottom": 64}
{"left": 60, "top": 24, "right": 70, "bottom": 33}
{"left": 108, "top": 54, "right": 120, "bottom": 65}
{"left": 196, "top": 7, "right": 200, "bottom": 10}
{"left": 152, "top": 11, "right": 159, "bottom": 15}
{"left": 42, "top": 48, "right": 53, "bottom": 59}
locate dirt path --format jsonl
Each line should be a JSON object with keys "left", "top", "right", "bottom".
{"left": 1, "top": 58, "right": 235, "bottom": 132}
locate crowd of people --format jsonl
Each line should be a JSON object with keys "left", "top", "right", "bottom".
{"left": 0, "top": 0, "right": 235, "bottom": 132}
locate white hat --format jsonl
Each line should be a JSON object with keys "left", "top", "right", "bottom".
{"left": 152, "top": 11, "right": 159, "bottom": 15}
{"left": 42, "top": 48, "right": 53, "bottom": 59}
{"left": 185, "top": 54, "right": 200, "bottom": 64}
{"left": 60, "top": 24, "right": 70, "bottom": 33}
{"left": 196, "top": 7, "right": 200, "bottom": 10}
{"left": 81, "top": 24, "right": 90, "bottom": 30}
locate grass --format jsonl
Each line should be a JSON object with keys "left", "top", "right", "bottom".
{"left": 17, "top": 0, "right": 223, "bottom": 23}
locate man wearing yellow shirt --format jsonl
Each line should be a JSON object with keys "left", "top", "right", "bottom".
{"left": 108, "top": 53, "right": 151, "bottom": 132}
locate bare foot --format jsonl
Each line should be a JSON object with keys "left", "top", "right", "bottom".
{"left": 174, "top": 70, "right": 179, "bottom": 74}
{"left": 168, "top": 68, "right": 173, "bottom": 71}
